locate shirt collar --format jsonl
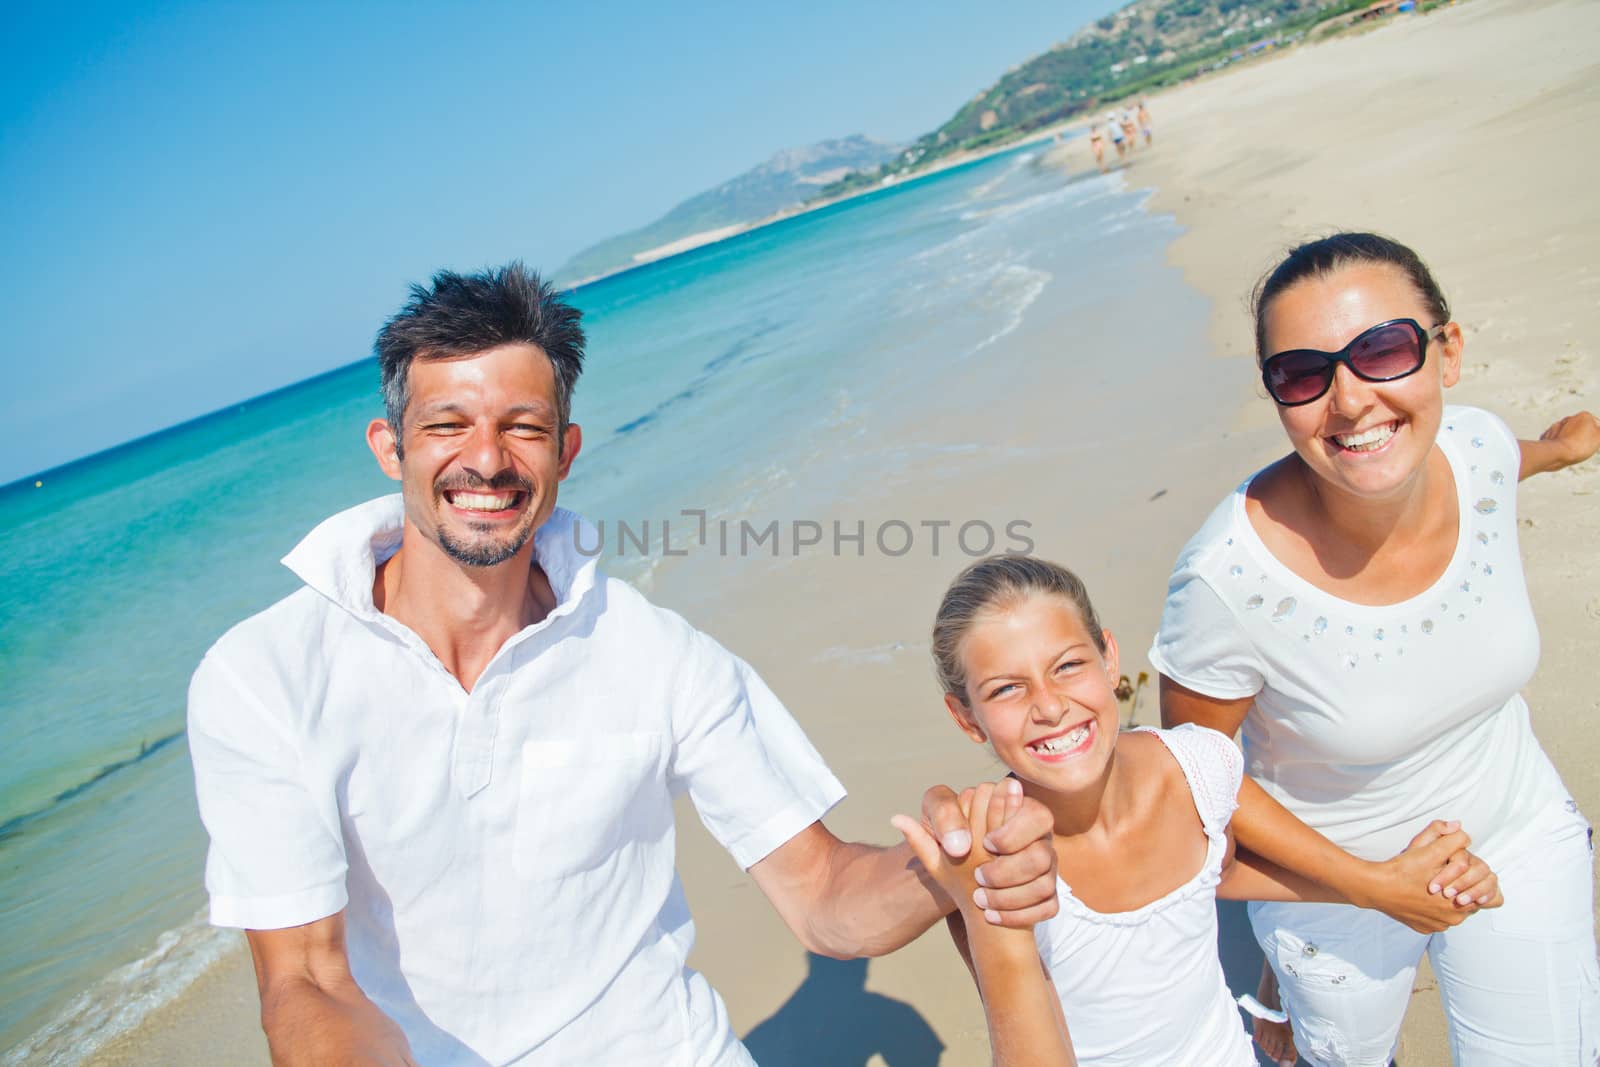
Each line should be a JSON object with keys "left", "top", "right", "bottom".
{"left": 282, "top": 494, "right": 600, "bottom": 622}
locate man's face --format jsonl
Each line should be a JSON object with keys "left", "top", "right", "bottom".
{"left": 367, "top": 343, "right": 581, "bottom": 568}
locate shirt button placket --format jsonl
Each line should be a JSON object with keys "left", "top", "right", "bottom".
{"left": 454, "top": 678, "right": 500, "bottom": 799}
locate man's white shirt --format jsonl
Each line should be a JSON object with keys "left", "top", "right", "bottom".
{"left": 188, "top": 495, "right": 846, "bottom": 1065}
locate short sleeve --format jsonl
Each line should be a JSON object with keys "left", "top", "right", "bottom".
{"left": 1161, "top": 724, "right": 1244, "bottom": 832}
{"left": 668, "top": 636, "right": 846, "bottom": 870}
{"left": 1148, "top": 573, "right": 1267, "bottom": 700}
{"left": 187, "top": 652, "right": 348, "bottom": 929}
{"left": 1456, "top": 405, "right": 1521, "bottom": 471}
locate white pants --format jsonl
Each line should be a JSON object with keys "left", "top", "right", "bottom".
{"left": 1250, "top": 801, "right": 1600, "bottom": 1066}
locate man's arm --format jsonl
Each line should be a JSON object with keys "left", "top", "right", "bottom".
{"left": 747, "top": 779, "right": 1059, "bottom": 958}
{"left": 1161, "top": 677, "right": 1488, "bottom": 932}
{"left": 246, "top": 912, "right": 417, "bottom": 1067}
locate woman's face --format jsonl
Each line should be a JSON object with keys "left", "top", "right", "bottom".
{"left": 946, "top": 593, "right": 1121, "bottom": 796}
{"left": 1261, "top": 262, "right": 1462, "bottom": 503}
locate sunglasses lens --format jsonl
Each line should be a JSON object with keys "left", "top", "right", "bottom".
{"left": 1350, "top": 323, "right": 1424, "bottom": 380}
{"left": 1266, "top": 351, "right": 1334, "bottom": 404}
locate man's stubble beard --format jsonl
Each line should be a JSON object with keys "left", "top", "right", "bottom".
{"left": 435, "top": 512, "right": 538, "bottom": 567}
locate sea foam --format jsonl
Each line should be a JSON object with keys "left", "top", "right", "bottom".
{"left": 3, "top": 913, "right": 239, "bottom": 1066}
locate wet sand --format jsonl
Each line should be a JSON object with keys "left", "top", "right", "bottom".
{"left": 83, "top": 0, "right": 1599, "bottom": 1062}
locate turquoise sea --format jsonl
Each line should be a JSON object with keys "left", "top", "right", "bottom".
{"left": 0, "top": 142, "right": 1191, "bottom": 1061}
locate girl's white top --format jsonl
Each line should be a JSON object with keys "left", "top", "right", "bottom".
{"left": 1034, "top": 724, "right": 1256, "bottom": 1067}
{"left": 1149, "top": 406, "right": 1566, "bottom": 869}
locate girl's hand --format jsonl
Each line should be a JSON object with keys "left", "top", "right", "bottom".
{"left": 1539, "top": 410, "right": 1600, "bottom": 467}
{"left": 1355, "top": 819, "right": 1482, "bottom": 932}
{"left": 895, "top": 780, "right": 1014, "bottom": 924}
{"left": 1426, "top": 843, "right": 1503, "bottom": 910}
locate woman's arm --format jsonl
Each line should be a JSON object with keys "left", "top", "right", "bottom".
{"left": 1161, "top": 677, "right": 1492, "bottom": 932}
{"left": 895, "top": 783, "right": 1076, "bottom": 1067}
{"left": 1519, "top": 410, "right": 1600, "bottom": 480}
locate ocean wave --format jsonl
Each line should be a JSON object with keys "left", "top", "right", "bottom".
{"left": 0, "top": 730, "right": 185, "bottom": 846}
{"left": 3, "top": 912, "right": 239, "bottom": 1066}
{"left": 816, "top": 640, "right": 922, "bottom": 666}
{"left": 610, "top": 320, "right": 783, "bottom": 439}
{"left": 971, "top": 264, "right": 1052, "bottom": 354}
{"left": 963, "top": 151, "right": 1035, "bottom": 203}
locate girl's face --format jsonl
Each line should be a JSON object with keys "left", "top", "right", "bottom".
{"left": 1261, "top": 262, "right": 1462, "bottom": 504}
{"left": 946, "top": 593, "right": 1121, "bottom": 795}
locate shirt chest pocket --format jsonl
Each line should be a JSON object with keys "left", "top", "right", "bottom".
{"left": 512, "top": 732, "right": 668, "bottom": 881}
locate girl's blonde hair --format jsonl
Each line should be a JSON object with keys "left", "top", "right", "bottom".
{"left": 932, "top": 555, "right": 1106, "bottom": 706}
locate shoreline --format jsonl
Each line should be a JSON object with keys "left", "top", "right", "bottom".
{"left": 68, "top": 0, "right": 1600, "bottom": 1061}
{"left": 560, "top": 124, "right": 1077, "bottom": 291}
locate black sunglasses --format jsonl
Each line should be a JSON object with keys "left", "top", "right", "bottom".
{"left": 1261, "top": 318, "right": 1445, "bottom": 406}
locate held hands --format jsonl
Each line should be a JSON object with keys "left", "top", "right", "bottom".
{"left": 1539, "top": 410, "right": 1600, "bottom": 468}
{"left": 905, "top": 779, "right": 1059, "bottom": 927}
{"left": 1356, "top": 820, "right": 1502, "bottom": 934}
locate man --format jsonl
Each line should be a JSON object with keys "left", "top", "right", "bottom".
{"left": 188, "top": 263, "right": 1059, "bottom": 1065}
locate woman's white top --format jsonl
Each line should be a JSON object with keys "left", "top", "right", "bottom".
{"left": 1149, "top": 405, "right": 1566, "bottom": 868}
{"left": 1033, "top": 724, "right": 1256, "bottom": 1067}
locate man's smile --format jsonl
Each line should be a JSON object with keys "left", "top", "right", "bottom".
{"left": 443, "top": 488, "right": 527, "bottom": 516}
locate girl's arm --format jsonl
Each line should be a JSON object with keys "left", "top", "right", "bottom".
{"left": 1519, "top": 411, "right": 1599, "bottom": 480}
{"left": 1162, "top": 678, "right": 1495, "bottom": 930}
{"left": 1217, "top": 831, "right": 1340, "bottom": 904}
{"left": 895, "top": 783, "right": 1076, "bottom": 1067}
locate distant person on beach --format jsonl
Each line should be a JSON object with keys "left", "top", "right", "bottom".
{"left": 185, "top": 264, "right": 1064, "bottom": 1067}
{"left": 897, "top": 555, "right": 1498, "bottom": 1066}
{"left": 1153, "top": 232, "right": 1600, "bottom": 1064}
{"left": 1119, "top": 109, "right": 1139, "bottom": 152}
{"left": 1136, "top": 99, "right": 1154, "bottom": 146}
{"left": 1106, "top": 113, "right": 1127, "bottom": 160}
{"left": 1088, "top": 121, "right": 1107, "bottom": 172}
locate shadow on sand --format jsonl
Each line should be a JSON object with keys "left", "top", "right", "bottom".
{"left": 742, "top": 953, "right": 945, "bottom": 1067}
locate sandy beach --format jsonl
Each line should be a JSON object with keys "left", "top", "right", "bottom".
{"left": 84, "top": 0, "right": 1598, "bottom": 1063}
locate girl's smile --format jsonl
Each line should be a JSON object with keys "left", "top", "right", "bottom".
{"left": 946, "top": 593, "right": 1122, "bottom": 796}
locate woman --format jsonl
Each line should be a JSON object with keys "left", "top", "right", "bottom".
{"left": 1152, "top": 232, "right": 1600, "bottom": 1064}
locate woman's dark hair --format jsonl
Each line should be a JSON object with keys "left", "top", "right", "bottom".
{"left": 1251, "top": 232, "right": 1450, "bottom": 361}
{"left": 932, "top": 555, "right": 1105, "bottom": 707}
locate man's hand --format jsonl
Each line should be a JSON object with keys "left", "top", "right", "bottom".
{"left": 920, "top": 778, "right": 1059, "bottom": 927}
{"left": 894, "top": 781, "right": 1003, "bottom": 919}
{"left": 1348, "top": 820, "right": 1501, "bottom": 933}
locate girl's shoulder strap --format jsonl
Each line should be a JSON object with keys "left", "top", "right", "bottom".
{"left": 1141, "top": 724, "right": 1242, "bottom": 833}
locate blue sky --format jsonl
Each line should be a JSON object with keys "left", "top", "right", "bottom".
{"left": 2, "top": 1, "right": 1121, "bottom": 483}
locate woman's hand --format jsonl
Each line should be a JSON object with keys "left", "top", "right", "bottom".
{"left": 1521, "top": 410, "right": 1600, "bottom": 478}
{"left": 1540, "top": 411, "right": 1600, "bottom": 464}
{"left": 1355, "top": 820, "right": 1501, "bottom": 931}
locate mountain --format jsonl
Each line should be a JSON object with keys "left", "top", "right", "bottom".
{"left": 822, "top": 0, "right": 1376, "bottom": 195}
{"left": 558, "top": 135, "right": 901, "bottom": 283}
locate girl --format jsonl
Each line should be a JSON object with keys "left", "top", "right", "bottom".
{"left": 1153, "top": 232, "right": 1600, "bottom": 1064}
{"left": 899, "top": 555, "right": 1499, "bottom": 1066}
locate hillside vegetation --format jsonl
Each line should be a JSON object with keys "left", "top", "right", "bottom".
{"left": 823, "top": 0, "right": 1386, "bottom": 196}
